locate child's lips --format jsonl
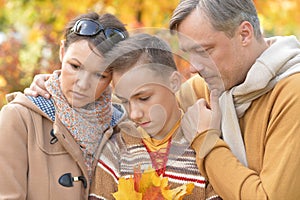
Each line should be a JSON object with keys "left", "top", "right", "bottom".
{"left": 138, "top": 121, "right": 151, "bottom": 127}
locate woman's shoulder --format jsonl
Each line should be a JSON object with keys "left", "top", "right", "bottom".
{"left": 3, "top": 92, "right": 54, "bottom": 121}
{"left": 2, "top": 92, "right": 34, "bottom": 114}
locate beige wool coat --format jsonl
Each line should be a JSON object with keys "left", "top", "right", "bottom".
{"left": 0, "top": 92, "right": 116, "bottom": 200}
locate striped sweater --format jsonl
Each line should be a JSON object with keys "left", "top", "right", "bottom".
{"left": 89, "top": 124, "right": 221, "bottom": 200}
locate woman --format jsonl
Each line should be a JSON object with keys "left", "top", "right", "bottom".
{"left": 0, "top": 12, "right": 127, "bottom": 199}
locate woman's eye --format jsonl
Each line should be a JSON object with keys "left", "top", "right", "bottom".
{"left": 70, "top": 63, "right": 80, "bottom": 70}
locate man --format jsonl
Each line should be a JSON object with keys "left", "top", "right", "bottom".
{"left": 170, "top": 0, "right": 300, "bottom": 199}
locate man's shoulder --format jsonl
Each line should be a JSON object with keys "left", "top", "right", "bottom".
{"left": 176, "top": 75, "right": 210, "bottom": 112}
{"left": 275, "top": 72, "right": 300, "bottom": 93}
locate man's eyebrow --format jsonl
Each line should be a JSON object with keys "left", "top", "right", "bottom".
{"left": 181, "top": 43, "right": 209, "bottom": 52}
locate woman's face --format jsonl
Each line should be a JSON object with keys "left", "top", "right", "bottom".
{"left": 60, "top": 40, "right": 112, "bottom": 107}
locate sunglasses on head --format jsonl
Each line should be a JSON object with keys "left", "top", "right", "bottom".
{"left": 69, "top": 18, "right": 127, "bottom": 42}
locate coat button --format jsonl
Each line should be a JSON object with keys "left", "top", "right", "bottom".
{"left": 50, "top": 129, "right": 58, "bottom": 144}
{"left": 58, "top": 173, "right": 73, "bottom": 187}
{"left": 58, "top": 173, "right": 87, "bottom": 188}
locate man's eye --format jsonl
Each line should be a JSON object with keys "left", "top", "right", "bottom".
{"left": 196, "top": 48, "right": 212, "bottom": 58}
{"left": 195, "top": 48, "right": 207, "bottom": 55}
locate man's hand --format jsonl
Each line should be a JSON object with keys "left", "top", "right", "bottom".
{"left": 181, "top": 98, "right": 212, "bottom": 143}
{"left": 24, "top": 74, "right": 51, "bottom": 99}
{"left": 181, "top": 90, "right": 221, "bottom": 158}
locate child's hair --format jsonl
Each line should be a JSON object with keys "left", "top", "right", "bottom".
{"left": 63, "top": 12, "right": 128, "bottom": 55}
{"left": 104, "top": 33, "right": 177, "bottom": 76}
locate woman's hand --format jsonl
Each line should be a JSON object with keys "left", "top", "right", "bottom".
{"left": 24, "top": 74, "right": 51, "bottom": 99}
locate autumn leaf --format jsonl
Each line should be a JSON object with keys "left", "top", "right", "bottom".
{"left": 138, "top": 167, "right": 165, "bottom": 193}
{"left": 113, "top": 167, "right": 194, "bottom": 200}
{"left": 134, "top": 165, "right": 142, "bottom": 192}
{"left": 162, "top": 183, "right": 194, "bottom": 200}
{"left": 143, "top": 186, "right": 165, "bottom": 200}
{"left": 112, "top": 177, "right": 142, "bottom": 200}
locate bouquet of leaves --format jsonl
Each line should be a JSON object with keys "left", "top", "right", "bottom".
{"left": 112, "top": 166, "right": 194, "bottom": 200}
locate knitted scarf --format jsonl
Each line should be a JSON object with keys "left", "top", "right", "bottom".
{"left": 220, "top": 36, "right": 300, "bottom": 166}
{"left": 45, "top": 71, "right": 112, "bottom": 180}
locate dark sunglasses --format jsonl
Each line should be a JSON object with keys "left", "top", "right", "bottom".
{"left": 70, "top": 18, "right": 127, "bottom": 41}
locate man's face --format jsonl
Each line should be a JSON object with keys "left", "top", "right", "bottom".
{"left": 112, "top": 65, "right": 181, "bottom": 139}
{"left": 177, "top": 9, "right": 246, "bottom": 93}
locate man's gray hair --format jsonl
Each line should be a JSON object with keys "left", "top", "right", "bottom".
{"left": 170, "top": 0, "right": 262, "bottom": 39}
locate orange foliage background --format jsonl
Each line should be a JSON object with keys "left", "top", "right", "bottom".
{"left": 0, "top": 0, "right": 299, "bottom": 108}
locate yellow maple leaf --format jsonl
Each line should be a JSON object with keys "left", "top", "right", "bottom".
{"left": 112, "top": 177, "right": 142, "bottom": 200}
{"left": 162, "top": 183, "right": 194, "bottom": 200}
{"left": 113, "top": 167, "right": 195, "bottom": 200}
{"left": 139, "top": 167, "right": 166, "bottom": 193}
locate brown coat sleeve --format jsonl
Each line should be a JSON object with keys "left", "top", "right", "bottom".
{"left": 0, "top": 103, "right": 29, "bottom": 199}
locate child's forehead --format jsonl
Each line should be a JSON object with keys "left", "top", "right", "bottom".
{"left": 113, "top": 65, "right": 172, "bottom": 99}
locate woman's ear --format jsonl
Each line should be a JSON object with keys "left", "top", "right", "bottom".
{"left": 169, "top": 71, "right": 182, "bottom": 93}
{"left": 59, "top": 40, "right": 66, "bottom": 62}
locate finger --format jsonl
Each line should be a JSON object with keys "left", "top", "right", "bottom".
{"left": 194, "top": 98, "right": 212, "bottom": 134}
{"left": 33, "top": 74, "right": 49, "bottom": 90}
{"left": 209, "top": 89, "right": 221, "bottom": 129}
{"left": 195, "top": 98, "right": 208, "bottom": 109}
{"left": 30, "top": 84, "right": 51, "bottom": 99}
{"left": 29, "top": 74, "right": 51, "bottom": 99}
{"left": 24, "top": 88, "right": 38, "bottom": 97}
{"left": 210, "top": 90, "right": 220, "bottom": 112}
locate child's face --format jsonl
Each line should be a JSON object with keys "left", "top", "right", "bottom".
{"left": 60, "top": 40, "right": 112, "bottom": 107}
{"left": 112, "top": 65, "right": 180, "bottom": 139}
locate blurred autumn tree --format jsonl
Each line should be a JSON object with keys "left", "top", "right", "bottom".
{"left": 0, "top": 0, "right": 299, "bottom": 108}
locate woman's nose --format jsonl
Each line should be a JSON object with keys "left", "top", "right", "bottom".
{"left": 75, "top": 72, "right": 90, "bottom": 90}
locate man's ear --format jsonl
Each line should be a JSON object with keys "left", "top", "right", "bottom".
{"left": 169, "top": 71, "right": 182, "bottom": 93}
{"left": 238, "top": 21, "right": 253, "bottom": 46}
{"left": 59, "top": 40, "right": 66, "bottom": 62}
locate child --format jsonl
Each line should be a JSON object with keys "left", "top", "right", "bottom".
{"left": 89, "top": 33, "right": 221, "bottom": 200}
